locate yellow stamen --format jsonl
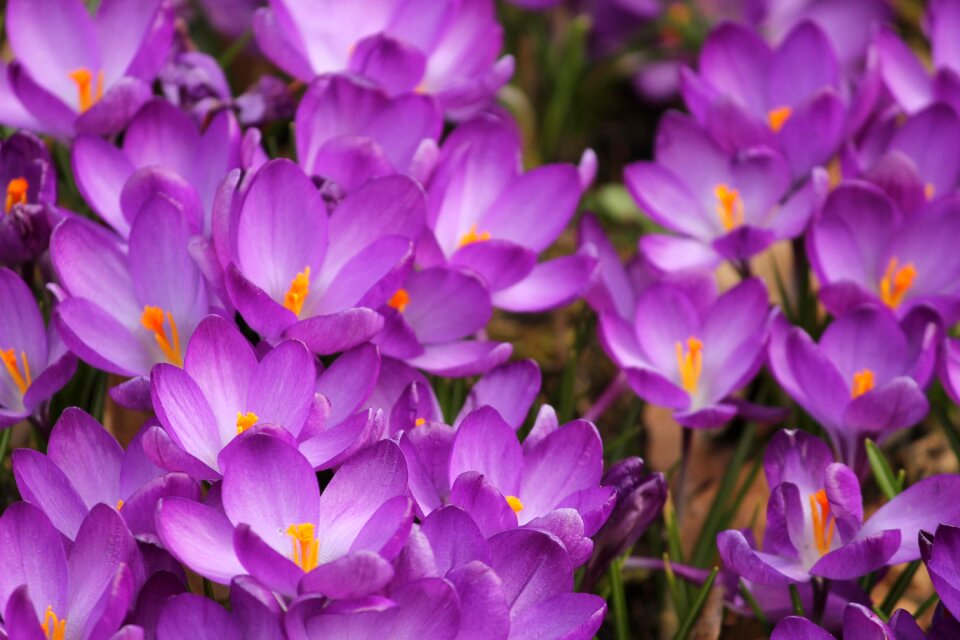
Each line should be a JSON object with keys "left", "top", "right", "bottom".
{"left": 236, "top": 411, "right": 259, "bottom": 434}
{"left": 851, "top": 369, "right": 875, "bottom": 398}
{"left": 879, "top": 257, "right": 917, "bottom": 310}
{"left": 287, "top": 523, "right": 319, "bottom": 572}
{"left": 5, "top": 177, "right": 28, "bottom": 214}
{"left": 140, "top": 306, "right": 183, "bottom": 367}
{"left": 68, "top": 68, "right": 104, "bottom": 113}
{"left": 826, "top": 157, "right": 843, "bottom": 189}
{"left": 283, "top": 267, "right": 311, "bottom": 317}
{"left": 808, "top": 489, "right": 836, "bottom": 556}
{"left": 1, "top": 348, "right": 32, "bottom": 395}
{"left": 925, "top": 183, "right": 936, "bottom": 200}
{"left": 116, "top": 499, "right": 124, "bottom": 510}
{"left": 458, "top": 223, "right": 491, "bottom": 248}
{"left": 414, "top": 417, "right": 426, "bottom": 427}
{"left": 388, "top": 288, "right": 410, "bottom": 313}
{"left": 674, "top": 337, "right": 704, "bottom": 395}
{"left": 714, "top": 184, "right": 744, "bottom": 231}
{"left": 768, "top": 106, "right": 792, "bottom": 133}
{"left": 41, "top": 606, "right": 66, "bottom": 640}
{"left": 506, "top": 495, "right": 524, "bottom": 513}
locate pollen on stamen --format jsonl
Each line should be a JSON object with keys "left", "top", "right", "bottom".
{"left": 140, "top": 306, "right": 183, "bottom": 367}
{"left": 5, "top": 177, "right": 28, "bottom": 214}
{"left": 283, "top": 267, "right": 311, "bottom": 317}
{"left": 236, "top": 411, "right": 259, "bottom": 434}
{"left": 714, "top": 184, "right": 744, "bottom": 231}
{"left": 879, "top": 257, "right": 917, "bottom": 310}
{"left": 1, "top": 348, "right": 32, "bottom": 395}
{"left": 768, "top": 106, "right": 792, "bottom": 133}
{"left": 851, "top": 369, "right": 875, "bottom": 398}
{"left": 506, "top": 495, "right": 524, "bottom": 513}
{"left": 458, "top": 223, "right": 492, "bottom": 248}
{"left": 675, "top": 336, "right": 704, "bottom": 395}
{"left": 414, "top": 417, "right": 426, "bottom": 427}
{"left": 388, "top": 288, "right": 410, "bottom": 313}
{"left": 287, "top": 522, "right": 319, "bottom": 572}
{"left": 41, "top": 605, "right": 66, "bottom": 640}
{"left": 68, "top": 67, "right": 104, "bottom": 113}
{"left": 808, "top": 489, "right": 836, "bottom": 556}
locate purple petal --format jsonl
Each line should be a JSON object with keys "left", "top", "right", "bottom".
{"left": 810, "top": 529, "right": 901, "bottom": 579}
{"left": 449, "top": 239, "right": 536, "bottom": 291}
{"left": 519, "top": 421, "right": 603, "bottom": 522}
{"left": 488, "top": 528, "right": 572, "bottom": 615}
{"left": 233, "top": 524, "right": 303, "bottom": 596}
{"left": 717, "top": 529, "right": 809, "bottom": 584}
{"left": 47, "top": 408, "right": 122, "bottom": 508}
{"left": 449, "top": 472, "right": 517, "bottom": 538}
{"left": 284, "top": 308, "right": 385, "bottom": 355}
{"left": 300, "top": 551, "right": 394, "bottom": 599}
{"left": 0, "top": 503, "right": 66, "bottom": 620}
{"left": 455, "top": 359, "right": 541, "bottom": 430}
{"left": 155, "top": 497, "right": 244, "bottom": 584}
{"left": 491, "top": 252, "right": 599, "bottom": 313}
{"left": 509, "top": 592, "right": 606, "bottom": 640}
{"left": 450, "top": 407, "right": 523, "bottom": 495}
{"left": 406, "top": 340, "right": 512, "bottom": 377}
{"left": 11, "top": 449, "right": 88, "bottom": 540}
{"left": 246, "top": 340, "right": 315, "bottom": 437}
{"left": 156, "top": 593, "right": 241, "bottom": 640}
{"left": 151, "top": 363, "right": 221, "bottom": 472}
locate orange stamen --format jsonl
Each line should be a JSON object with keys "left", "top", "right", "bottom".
{"left": 925, "top": 183, "right": 936, "bottom": 200}
{"left": 714, "top": 184, "right": 744, "bottom": 231}
{"left": 414, "top": 417, "right": 426, "bottom": 427}
{"left": 41, "top": 606, "right": 66, "bottom": 640}
{"left": 851, "top": 369, "right": 875, "bottom": 398}
{"left": 283, "top": 267, "right": 311, "bottom": 317}
{"left": 458, "top": 223, "right": 491, "bottom": 248}
{"left": 675, "top": 336, "right": 704, "bottom": 395}
{"left": 5, "top": 177, "right": 28, "bottom": 214}
{"left": 1, "top": 348, "right": 32, "bottom": 395}
{"left": 506, "top": 495, "right": 524, "bottom": 513}
{"left": 808, "top": 489, "right": 836, "bottom": 556}
{"left": 879, "top": 257, "right": 917, "bottom": 310}
{"left": 236, "top": 411, "right": 259, "bottom": 434}
{"left": 116, "top": 499, "right": 124, "bottom": 510}
{"left": 287, "top": 523, "right": 319, "bottom": 572}
{"left": 140, "top": 306, "right": 183, "bottom": 367}
{"left": 768, "top": 106, "right": 792, "bottom": 133}
{"left": 388, "top": 288, "right": 410, "bottom": 313}
{"left": 68, "top": 68, "right": 104, "bottom": 113}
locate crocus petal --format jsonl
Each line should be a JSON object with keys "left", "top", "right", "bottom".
{"left": 47, "top": 408, "right": 122, "bottom": 508}
{"left": 156, "top": 593, "right": 241, "bottom": 640}
{"left": 140, "top": 425, "right": 220, "bottom": 482}
{"left": 638, "top": 234, "right": 720, "bottom": 272}
{"left": 155, "top": 497, "right": 245, "bottom": 584}
{"left": 232, "top": 524, "right": 303, "bottom": 596}
{"left": 120, "top": 472, "right": 199, "bottom": 544}
{"left": 316, "top": 343, "right": 381, "bottom": 427}
{"left": 450, "top": 406, "right": 523, "bottom": 495}
{"left": 300, "top": 551, "right": 394, "bottom": 599}
{"left": 151, "top": 363, "right": 221, "bottom": 472}
{"left": 491, "top": 252, "right": 599, "bottom": 313}
{"left": 876, "top": 29, "right": 933, "bottom": 113}
{"left": 284, "top": 308, "right": 385, "bottom": 355}
{"left": 717, "top": 529, "right": 810, "bottom": 584}
{"left": 842, "top": 378, "right": 929, "bottom": 442}
{"left": 246, "top": 340, "right": 315, "bottom": 436}
{"left": 74, "top": 78, "right": 152, "bottom": 136}
{"left": 399, "top": 423, "right": 456, "bottom": 518}
{"left": 777, "top": 89, "right": 846, "bottom": 180}
{"left": 520, "top": 421, "right": 603, "bottom": 520}
{"left": 70, "top": 135, "right": 135, "bottom": 235}
{"left": 445, "top": 561, "right": 510, "bottom": 640}
{"left": 771, "top": 616, "right": 835, "bottom": 640}
{"left": 350, "top": 495, "right": 414, "bottom": 560}
{"left": 55, "top": 297, "right": 152, "bottom": 376}
{"left": 406, "top": 340, "right": 512, "bottom": 377}
{"left": 449, "top": 471, "right": 517, "bottom": 538}
{"left": 4, "top": 585, "right": 46, "bottom": 640}
{"left": 455, "top": 359, "right": 541, "bottom": 430}
{"left": 488, "top": 528, "right": 572, "bottom": 615}
{"left": 11, "top": 449, "right": 88, "bottom": 540}
{"left": 810, "top": 529, "right": 902, "bottom": 579}
{"left": 8, "top": 63, "right": 76, "bottom": 138}
{"left": 450, "top": 239, "right": 536, "bottom": 291}
{"left": 509, "top": 592, "right": 606, "bottom": 640}
{"left": 0, "top": 503, "right": 67, "bottom": 619}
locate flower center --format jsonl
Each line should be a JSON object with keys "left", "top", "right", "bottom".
{"left": 140, "top": 306, "right": 183, "bottom": 367}
{"left": 879, "top": 257, "right": 916, "bottom": 310}
{"left": 414, "top": 417, "right": 426, "bottom": 427}
{"left": 768, "top": 106, "right": 792, "bottom": 133}
{"left": 388, "top": 288, "right": 410, "bottom": 313}
{"left": 925, "top": 183, "right": 936, "bottom": 200}
{"left": 458, "top": 223, "right": 491, "bottom": 248}
{"left": 41, "top": 606, "right": 66, "bottom": 640}
{"left": 68, "top": 68, "right": 104, "bottom": 113}
{"left": 287, "top": 522, "right": 319, "bottom": 572}
{"left": 5, "top": 177, "right": 28, "bottom": 214}
{"left": 506, "top": 495, "right": 524, "bottom": 513}
{"left": 116, "top": 499, "right": 124, "bottom": 510}
{"left": 236, "top": 411, "right": 259, "bottom": 434}
{"left": 675, "top": 336, "right": 704, "bottom": 395}
{"left": 283, "top": 267, "right": 311, "bottom": 317}
{"left": 851, "top": 369, "right": 875, "bottom": 398}
{"left": 1, "top": 348, "right": 32, "bottom": 395}
{"left": 714, "top": 184, "right": 744, "bottom": 231}
{"left": 808, "top": 489, "right": 836, "bottom": 556}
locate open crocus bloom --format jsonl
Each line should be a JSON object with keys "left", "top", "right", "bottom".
{"left": 400, "top": 406, "right": 614, "bottom": 565}
{"left": 72, "top": 99, "right": 243, "bottom": 238}
{"left": 920, "top": 525, "right": 960, "bottom": 635}
{"left": 771, "top": 603, "right": 948, "bottom": 640}
{"left": 13, "top": 408, "right": 198, "bottom": 542}
{"left": 295, "top": 73, "right": 442, "bottom": 192}
{"left": 2, "top": 0, "right": 173, "bottom": 137}
{"left": 808, "top": 182, "right": 960, "bottom": 324}
{"left": 0, "top": 268, "right": 77, "bottom": 429}
{"left": 220, "top": 159, "right": 425, "bottom": 355}
{"left": 718, "top": 430, "right": 960, "bottom": 585}
{"left": 0, "top": 503, "right": 142, "bottom": 640}
{"left": 769, "top": 305, "right": 936, "bottom": 470}
{"left": 51, "top": 199, "right": 210, "bottom": 407}
{"left": 625, "top": 112, "right": 826, "bottom": 271}
{"left": 156, "top": 435, "right": 412, "bottom": 598}
{"left": 598, "top": 277, "right": 771, "bottom": 429}
{"left": 420, "top": 115, "right": 597, "bottom": 312}
{"left": 680, "top": 20, "right": 849, "bottom": 180}
{"left": 253, "top": 0, "right": 514, "bottom": 119}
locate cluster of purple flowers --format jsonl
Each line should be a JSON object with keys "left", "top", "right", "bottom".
{"left": 3, "top": 0, "right": 960, "bottom": 637}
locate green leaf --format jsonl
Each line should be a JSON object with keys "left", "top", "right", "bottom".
{"left": 672, "top": 566, "right": 719, "bottom": 640}
{"left": 865, "top": 439, "right": 902, "bottom": 500}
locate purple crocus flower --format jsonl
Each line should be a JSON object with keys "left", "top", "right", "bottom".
{"left": 419, "top": 115, "right": 598, "bottom": 312}
{"left": 0, "top": 268, "right": 77, "bottom": 429}
{"left": 681, "top": 20, "right": 848, "bottom": 180}
{"left": 374, "top": 266, "right": 512, "bottom": 377}
{"left": 13, "top": 407, "right": 198, "bottom": 543}
{"left": 145, "top": 315, "right": 382, "bottom": 478}
{"left": 253, "top": 0, "right": 514, "bottom": 119}
{"left": 808, "top": 182, "right": 960, "bottom": 323}
{"left": 0, "top": 503, "right": 142, "bottom": 640}
{"left": 72, "top": 99, "right": 243, "bottom": 238}
{"left": 295, "top": 74, "right": 442, "bottom": 193}
{"left": 401, "top": 406, "right": 615, "bottom": 565}
{"left": 768, "top": 305, "right": 936, "bottom": 469}
{"left": 51, "top": 198, "right": 210, "bottom": 407}
{"left": 219, "top": 159, "right": 425, "bottom": 355}
{"left": 2, "top": 0, "right": 174, "bottom": 137}
{"left": 155, "top": 580, "right": 283, "bottom": 640}
{"left": 0, "top": 132, "right": 59, "bottom": 266}
{"left": 156, "top": 434, "right": 412, "bottom": 597}
{"left": 625, "top": 111, "right": 826, "bottom": 270}
{"left": 598, "top": 276, "right": 770, "bottom": 429}
{"left": 717, "top": 429, "right": 960, "bottom": 585}
{"left": 876, "top": 0, "right": 960, "bottom": 116}
{"left": 772, "top": 603, "right": 960, "bottom": 639}
{"left": 921, "top": 524, "right": 960, "bottom": 623}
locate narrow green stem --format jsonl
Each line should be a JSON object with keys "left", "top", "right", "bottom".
{"left": 880, "top": 560, "right": 921, "bottom": 616}
{"left": 738, "top": 580, "right": 770, "bottom": 633}
{"left": 609, "top": 557, "right": 631, "bottom": 640}
{"left": 789, "top": 584, "right": 805, "bottom": 617}
{"left": 672, "top": 566, "right": 719, "bottom": 640}
{"left": 0, "top": 427, "right": 11, "bottom": 472}
{"left": 914, "top": 592, "right": 939, "bottom": 619}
